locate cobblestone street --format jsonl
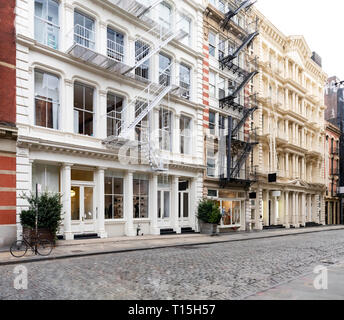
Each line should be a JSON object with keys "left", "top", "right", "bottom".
{"left": 1, "top": 229, "right": 344, "bottom": 300}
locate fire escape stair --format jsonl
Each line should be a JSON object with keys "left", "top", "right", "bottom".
{"left": 222, "top": 0, "right": 257, "bottom": 30}
{"left": 232, "top": 106, "right": 258, "bottom": 137}
{"left": 230, "top": 142, "right": 254, "bottom": 179}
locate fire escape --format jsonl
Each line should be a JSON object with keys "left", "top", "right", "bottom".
{"left": 218, "top": 0, "right": 259, "bottom": 188}
{"left": 65, "top": 0, "right": 186, "bottom": 171}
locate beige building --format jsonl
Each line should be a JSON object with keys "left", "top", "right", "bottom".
{"left": 250, "top": 9, "right": 327, "bottom": 230}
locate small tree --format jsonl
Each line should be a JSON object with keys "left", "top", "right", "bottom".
{"left": 20, "top": 192, "right": 63, "bottom": 240}
{"left": 197, "top": 199, "right": 222, "bottom": 225}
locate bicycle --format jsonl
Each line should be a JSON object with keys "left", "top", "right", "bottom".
{"left": 10, "top": 232, "right": 54, "bottom": 258}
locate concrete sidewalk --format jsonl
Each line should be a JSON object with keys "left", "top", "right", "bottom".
{"left": 1, "top": 225, "right": 343, "bottom": 266}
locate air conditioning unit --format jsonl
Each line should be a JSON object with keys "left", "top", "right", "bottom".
{"left": 228, "top": 80, "right": 236, "bottom": 88}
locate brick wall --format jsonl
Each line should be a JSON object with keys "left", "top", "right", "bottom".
{"left": 0, "top": 0, "right": 17, "bottom": 226}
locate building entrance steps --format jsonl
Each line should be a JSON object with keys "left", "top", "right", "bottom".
{"left": 0, "top": 225, "right": 344, "bottom": 266}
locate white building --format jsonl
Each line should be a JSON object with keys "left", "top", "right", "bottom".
{"left": 15, "top": 0, "right": 206, "bottom": 240}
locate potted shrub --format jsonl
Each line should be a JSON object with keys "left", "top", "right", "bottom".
{"left": 197, "top": 199, "right": 222, "bottom": 236}
{"left": 20, "top": 192, "right": 63, "bottom": 244}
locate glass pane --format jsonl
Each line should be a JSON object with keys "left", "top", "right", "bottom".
{"left": 71, "top": 186, "right": 80, "bottom": 220}
{"left": 133, "top": 179, "right": 140, "bottom": 196}
{"left": 105, "top": 195, "right": 113, "bottom": 219}
{"left": 140, "top": 180, "right": 149, "bottom": 196}
{"left": 163, "top": 191, "right": 170, "bottom": 218}
{"left": 74, "top": 83, "right": 83, "bottom": 109}
{"left": 222, "top": 201, "right": 232, "bottom": 226}
{"left": 84, "top": 111, "right": 93, "bottom": 136}
{"left": 48, "top": 0, "right": 59, "bottom": 25}
{"left": 183, "top": 193, "right": 189, "bottom": 218}
{"left": 113, "top": 178, "right": 123, "bottom": 195}
{"left": 113, "top": 196, "right": 123, "bottom": 219}
{"left": 84, "top": 86, "right": 94, "bottom": 112}
{"left": 35, "top": 99, "right": 46, "bottom": 127}
{"left": 140, "top": 197, "right": 148, "bottom": 218}
{"left": 105, "top": 176, "right": 112, "bottom": 195}
{"left": 158, "top": 190, "right": 161, "bottom": 218}
{"left": 34, "top": 18, "right": 45, "bottom": 44}
{"left": 35, "top": 0, "right": 45, "bottom": 18}
{"left": 84, "top": 187, "right": 93, "bottom": 220}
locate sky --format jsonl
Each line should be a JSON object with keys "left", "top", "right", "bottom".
{"left": 255, "top": 0, "right": 344, "bottom": 81}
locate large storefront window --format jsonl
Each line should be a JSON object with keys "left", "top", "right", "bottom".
{"left": 221, "top": 201, "right": 241, "bottom": 226}
{"left": 32, "top": 163, "right": 60, "bottom": 193}
{"left": 104, "top": 176, "right": 123, "bottom": 219}
{"left": 133, "top": 179, "right": 149, "bottom": 218}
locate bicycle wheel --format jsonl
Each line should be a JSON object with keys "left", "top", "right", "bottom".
{"left": 36, "top": 239, "right": 53, "bottom": 256}
{"left": 10, "top": 241, "right": 28, "bottom": 258}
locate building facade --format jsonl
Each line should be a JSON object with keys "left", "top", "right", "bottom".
{"left": 324, "top": 121, "right": 340, "bottom": 225}
{"left": 0, "top": 0, "right": 17, "bottom": 247}
{"left": 250, "top": 9, "right": 327, "bottom": 229}
{"left": 15, "top": 0, "right": 206, "bottom": 241}
{"left": 202, "top": 0, "right": 258, "bottom": 232}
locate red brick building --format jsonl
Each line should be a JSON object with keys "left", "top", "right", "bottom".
{"left": 0, "top": 0, "right": 17, "bottom": 246}
{"left": 325, "top": 121, "right": 340, "bottom": 225}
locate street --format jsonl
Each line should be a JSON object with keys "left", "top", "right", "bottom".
{"left": 1, "top": 229, "right": 344, "bottom": 300}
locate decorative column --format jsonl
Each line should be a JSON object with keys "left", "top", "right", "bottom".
{"left": 274, "top": 195, "right": 279, "bottom": 225}
{"left": 98, "top": 90, "right": 107, "bottom": 140}
{"left": 307, "top": 194, "right": 312, "bottom": 222}
{"left": 63, "top": 3, "right": 75, "bottom": 51}
{"left": 285, "top": 119, "right": 289, "bottom": 141}
{"left": 149, "top": 173, "right": 159, "bottom": 235}
{"left": 189, "top": 177, "right": 198, "bottom": 232}
{"left": 285, "top": 57, "right": 289, "bottom": 78}
{"left": 285, "top": 191, "right": 290, "bottom": 228}
{"left": 301, "top": 192, "right": 306, "bottom": 227}
{"left": 292, "top": 154, "right": 295, "bottom": 179}
{"left": 301, "top": 157, "right": 305, "bottom": 180}
{"left": 61, "top": 163, "right": 73, "bottom": 240}
{"left": 285, "top": 152, "right": 289, "bottom": 178}
{"left": 63, "top": 79, "right": 74, "bottom": 133}
{"left": 173, "top": 114, "right": 180, "bottom": 155}
{"left": 171, "top": 176, "right": 180, "bottom": 233}
{"left": 292, "top": 192, "right": 296, "bottom": 227}
{"left": 124, "top": 171, "right": 135, "bottom": 236}
{"left": 99, "top": 21, "right": 107, "bottom": 55}
{"left": 295, "top": 192, "right": 299, "bottom": 227}
{"left": 96, "top": 167, "right": 107, "bottom": 238}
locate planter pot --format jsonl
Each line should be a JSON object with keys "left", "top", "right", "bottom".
{"left": 23, "top": 227, "right": 55, "bottom": 245}
{"left": 199, "top": 222, "right": 219, "bottom": 235}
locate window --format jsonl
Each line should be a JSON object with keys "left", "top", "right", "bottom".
{"left": 159, "top": 2, "right": 172, "bottom": 30}
{"left": 74, "top": 82, "right": 94, "bottom": 136}
{"left": 34, "top": 0, "right": 59, "bottom": 49}
{"left": 209, "top": 111, "right": 216, "bottom": 135}
{"left": 219, "top": 37, "right": 226, "bottom": 60}
{"left": 105, "top": 176, "right": 123, "bottom": 219}
{"left": 208, "top": 189, "right": 218, "bottom": 198}
{"left": 159, "top": 53, "right": 172, "bottom": 86}
{"left": 159, "top": 108, "right": 173, "bottom": 151}
{"left": 180, "top": 15, "right": 191, "bottom": 46}
{"left": 74, "top": 11, "right": 95, "bottom": 49}
{"left": 32, "top": 163, "right": 60, "bottom": 193}
{"left": 179, "top": 64, "right": 191, "bottom": 99}
{"left": 158, "top": 176, "right": 170, "bottom": 219}
{"left": 209, "top": 71, "right": 216, "bottom": 98}
{"left": 135, "top": 100, "right": 149, "bottom": 142}
{"left": 209, "top": 32, "right": 216, "bottom": 57}
{"left": 34, "top": 70, "right": 60, "bottom": 129}
{"left": 219, "top": 114, "right": 226, "bottom": 132}
{"left": 133, "top": 179, "right": 149, "bottom": 218}
{"left": 180, "top": 116, "right": 192, "bottom": 154}
{"left": 107, "top": 93, "right": 123, "bottom": 137}
{"left": 135, "top": 41, "right": 150, "bottom": 80}
{"left": 107, "top": 27, "right": 124, "bottom": 62}
{"left": 219, "top": 77, "right": 226, "bottom": 100}
{"left": 207, "top": 148, "right": 216, "bottom": 177}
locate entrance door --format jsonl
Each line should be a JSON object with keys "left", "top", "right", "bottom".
{"left": 157, "top": 190, "right": 171, "bottom": 228}
{"left": 179, "top": 191, "right": 190, "bottom": 227}
{"left": 71, "top": 185, "right": 96, "bottom": 234}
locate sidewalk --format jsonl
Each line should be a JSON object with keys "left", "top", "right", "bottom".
{"left": 1, "top": 225, "right": 343, "bottom": 266}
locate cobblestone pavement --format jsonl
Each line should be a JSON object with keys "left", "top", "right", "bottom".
{"left": 1, "top": 229, "right": 344, "bottom": 300}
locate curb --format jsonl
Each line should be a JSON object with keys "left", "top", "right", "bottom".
{"left": 1, "top": 227, "right": 344, "bottom": 266}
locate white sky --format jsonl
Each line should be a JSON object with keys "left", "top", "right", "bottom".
{"left": 255, "top": 0, "right": 344, "bottom": 81}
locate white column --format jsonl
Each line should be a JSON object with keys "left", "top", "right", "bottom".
{"left": 63, "top": 79, "right": 74, "bottom": 133}
{"left": 99, "top": 21, "right": 107, "bottom": 55}
{"left": 292, "top": 192, "right": 296, "bottom": 227}
{"left": 285, "top": 152, "right": 289, "bottom": 178}
{"left": 285, "top": 119, "right": 289, "bottom": 141}
{"left": 96, "top": 167, "right": 107, "bottom": 238}
{"left": 124, "top": 171, "right": 135, "bottom": 236}
{"left": 98, "top": 90, "right": 107, "bottom": 140}
{"left": 149, "top": 173, "right": 159, "bottom": 235}
{"left": 301, "top": 157, "right": 305, "bottom": 180}
{"left": 285, "top": 57, "right": 289, "bottom": 78}
{"left": 61, "top": 163, "right": 73, "bottom": 240}
{"left": 63, "top": 3, "right": 74, "bottom": 51}
{"left": 301, "top": 192, "right": 306, "bottom": 226}
{"left": 295, "top": 192, "right": 299, "bottom": 227}
{"left": 307, "top": 194, "right": 312, "bottom": 222}
{"left": 284, "top": 191, "right": 290, "bottom": 228}
{"left": 190, "top": 177, "right": 198, "bottom": 232}
{"left": 171, "top": 176, "right": 180, "bottom": 233}
{"left": 274, "top": 196, "right": 279, "bottom": 225}
{"left": 173, "top": 114, "right": 180, "bottom": 154}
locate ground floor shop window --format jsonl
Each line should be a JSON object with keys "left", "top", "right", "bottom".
{"left": 133, "top": 179, "right": 149, "bottom": 218}
{"left": 105, "top": 176, "right": 123, "bottom": 219}
{"left": 32, "top": 163, "right": 60, "bottom": 193}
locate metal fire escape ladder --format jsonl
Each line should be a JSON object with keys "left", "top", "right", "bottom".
{"left": 108, "top": 0, "right": 163, "bottom": 19}
{"left": 231, "top": 142, "right": 254, "bottom": 179}
{"left": 220, "top": 31, "right": 259, "bottom": 66}
{"left": 122, "top": 22, "right": 187, "bottom": 76}
{"left": 230, "top": 70, "right": 258, "bottom": 100}
{"left": 232, "top": 106, "right": 258, "bottom": 137}
{"left": 222, "top": 0, "right": 257, "bottom": 30}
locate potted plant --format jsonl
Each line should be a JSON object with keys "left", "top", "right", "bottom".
{"left": 197, "top": 199, "right": 222, "bottom": 236}
{"left": 20, "top": 192, "right": 63, "bottom": 244}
